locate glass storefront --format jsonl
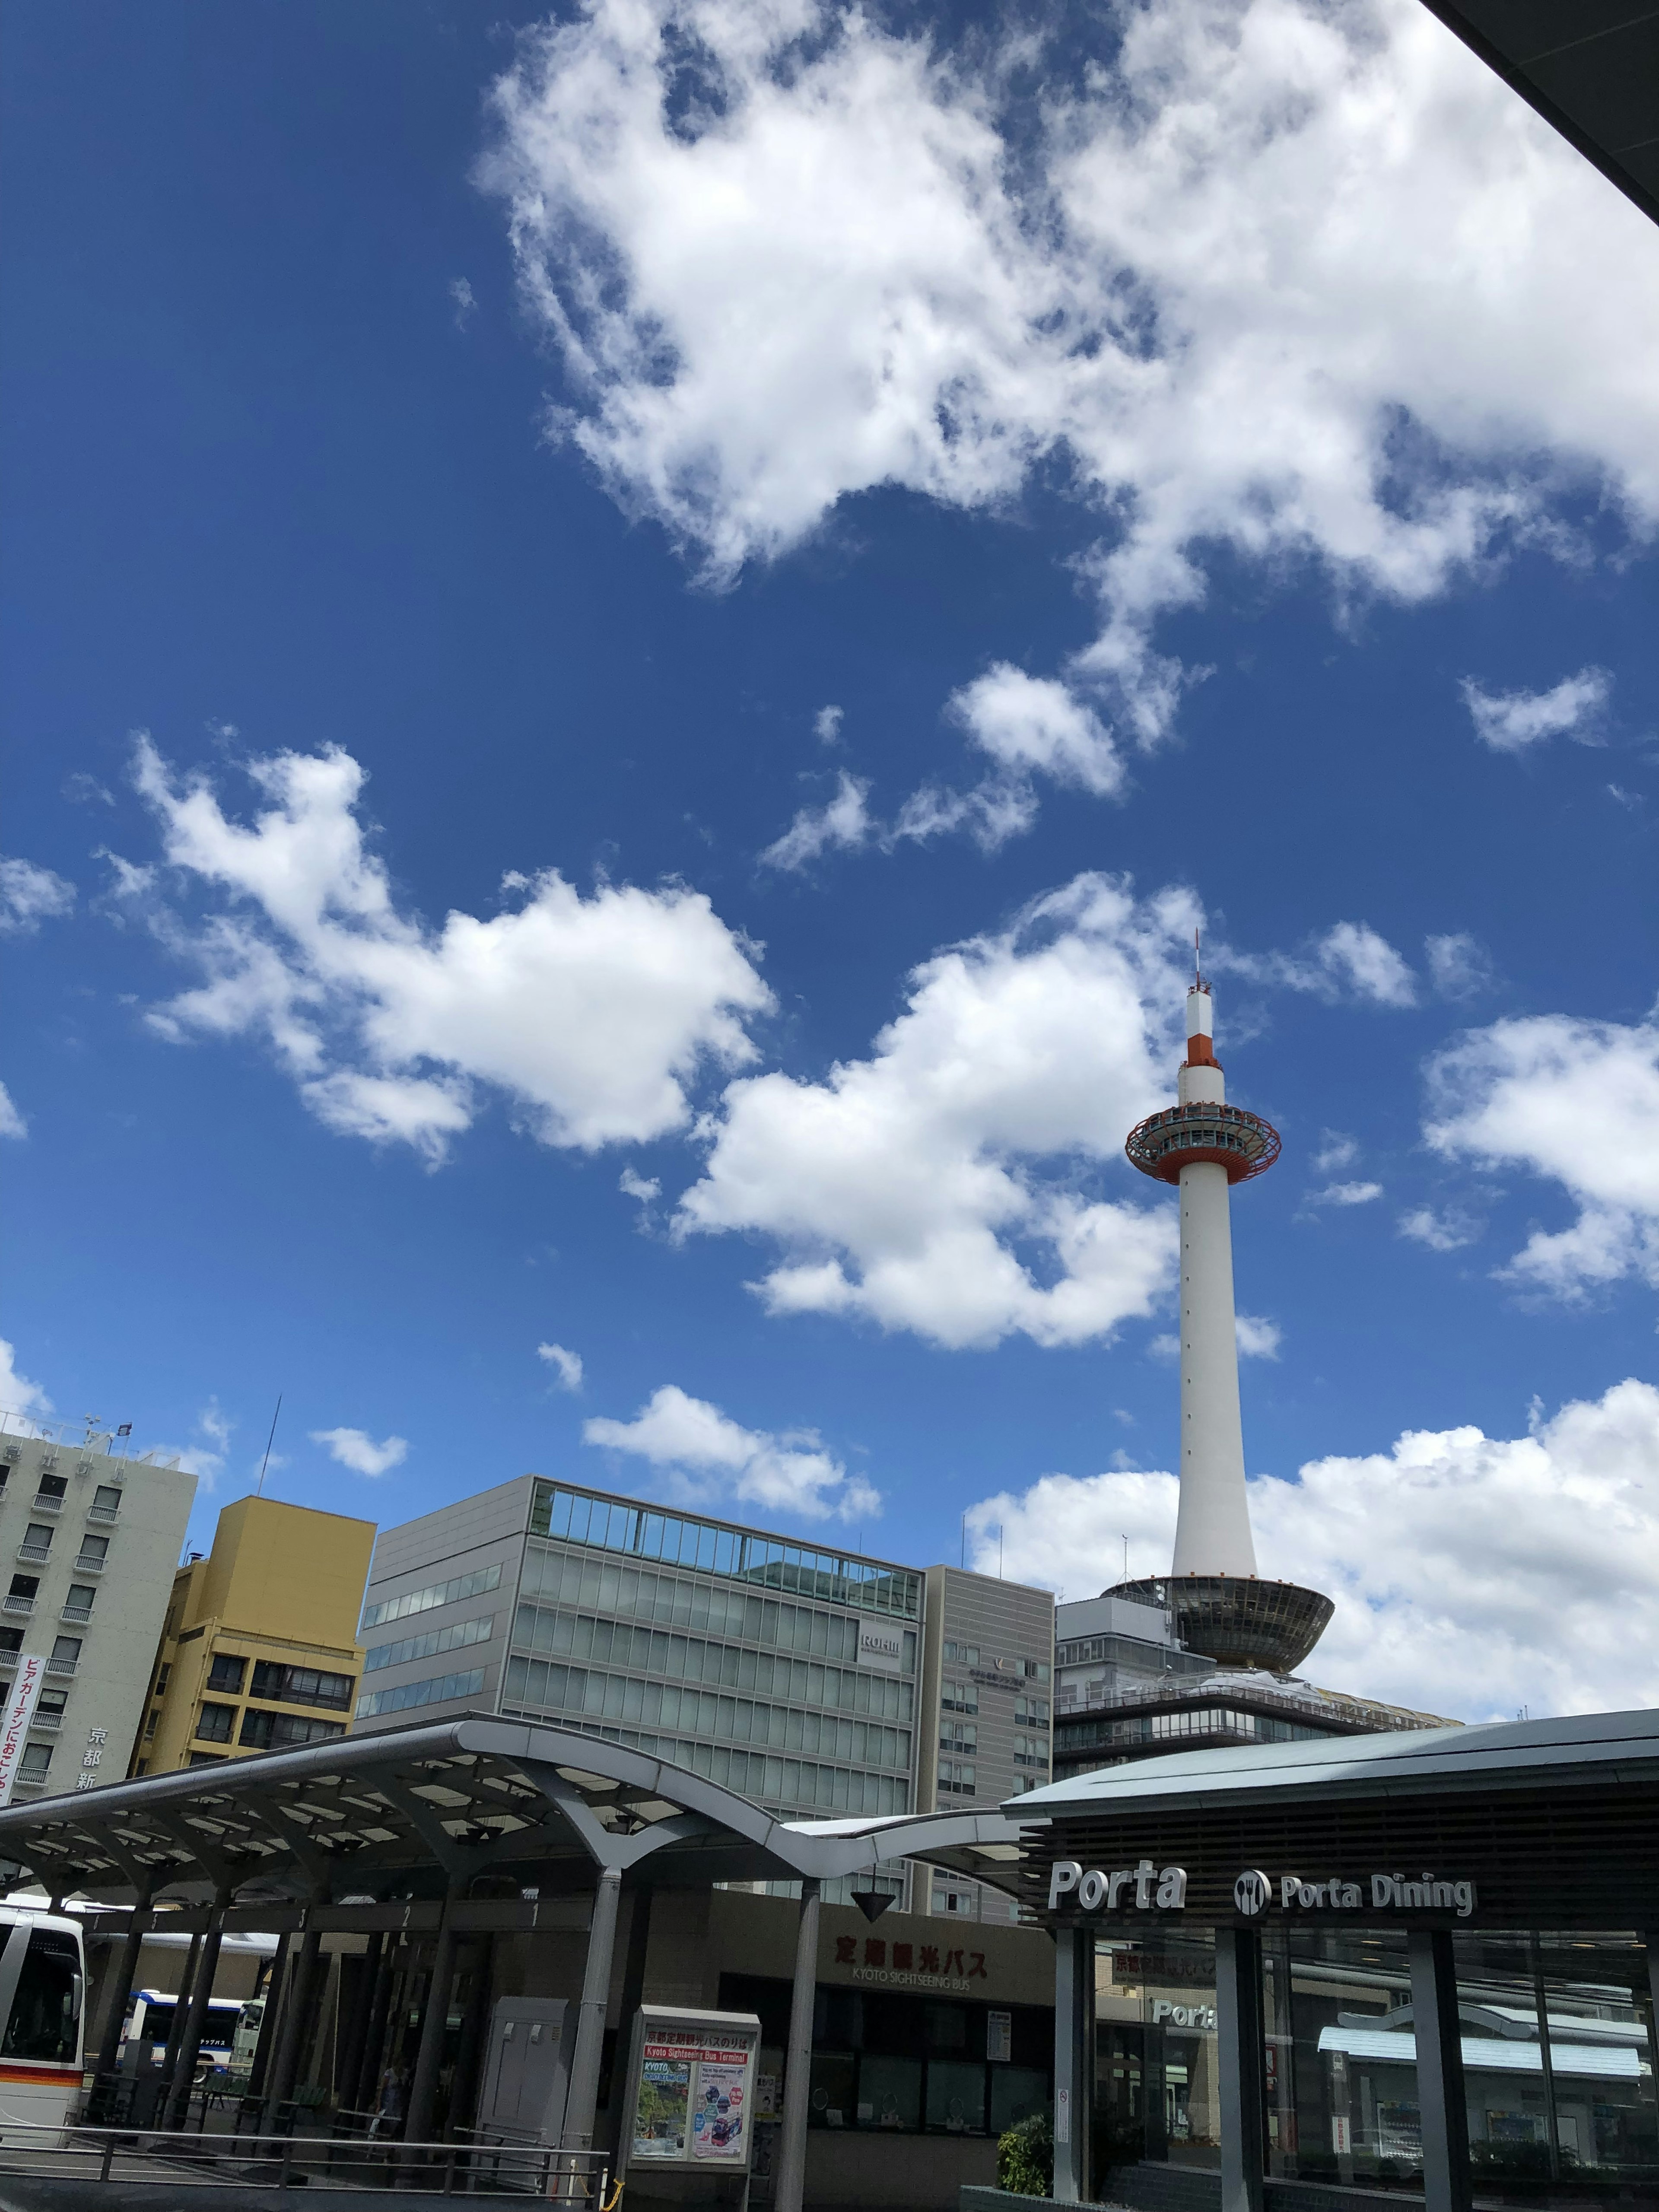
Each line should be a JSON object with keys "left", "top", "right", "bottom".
{"left": 1094, "top": 1932, "right": 1222, "bottom": 2171}
{"left": 1260, "top": 1926, "right": 1656, "bottom": 2202}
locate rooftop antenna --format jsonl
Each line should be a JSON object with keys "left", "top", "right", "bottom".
{"left": 1194, "top": 928, "right": 1203, "bottom": 991}
{"left": 255, "top": 1395, "right": 282, "bottom": 1497}
{"left": 1122, "top": 1534, "right": 1129, "bottom": 1581}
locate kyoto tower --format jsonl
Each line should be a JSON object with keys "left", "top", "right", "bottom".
{"left": 1118, "top": 960, "right": 1333, "bottom": 1675}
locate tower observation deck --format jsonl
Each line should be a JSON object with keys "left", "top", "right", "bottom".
{"left": 1117, "top": 974, "right": 1332, "bottom": 1675}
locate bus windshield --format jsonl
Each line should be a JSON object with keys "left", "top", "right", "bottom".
{"left": 3, "top": 1928, "right": 81, "bottom": 2063}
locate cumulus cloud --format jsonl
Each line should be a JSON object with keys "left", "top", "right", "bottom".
{"left": 1398, "top": 1203, "right": 1479, "bottom": 1253}
{"left": 1426, "top": 1014, "right": 1659, "bottom": 1294}
{"left": 116, "top": 737, "right": 772, "bottom": 1163}
{"left": 538, "top": 1341, "right": 585, "bottom": 1391}
{"left": 1308, "top": 1179, "right": 1384, "bottom": 1208}
{"left": 1461, "top": 666, "right": 1611, "bottom": 753}
{"left": 966, "top": 1379, "right": 1659, "bottom": 1718}
{"left": 311, "top": 1426, "right": 409, "bottom": 1477}
{"left": 1229, "top": 921, "right": 1417, "bottom": 1007}
{"left": 676, "top": 873, "right": 1192, "bottom": 1347}
{"left": 0, "top": 1341, "right": 52, "bottom": 1431}
{"left": 0, "top": 858, "right": 75, "bottom": 936}
{"left": 1312, "top": 1131, "right": 1357, "bottom": 1175}
{"left": 0, "top": 1084, "right": 26, "bottom": 1141}
{"left": 761, "top": 771, "right": 873, "bottom": 869}
{"left": 584, "top": 1383, "right": 880, "bottom": 1522}
{"left": 814, "top": 706, "right": 843, "bottom": 746}
{"left": 948, "top": 667, "right": 1124, "bottom": 801}
{"left": 483, "top": 0, "right": 1659, "bottom": 775}
{"left": 1234, "top": 1314, "right": 1282, "bottom": 1360}
{"left": 620, "top": 1167, "right": 660, "bottom": 1205}
{"left": 1424, "top": 931, "right": 1495, "bottom": 1000}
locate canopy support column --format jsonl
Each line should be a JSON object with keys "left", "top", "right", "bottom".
{"left": 1410, "top": 1930, "right": 1472, "bottom": 2212}
{"left": 1216, "top": 1928, "right": 1265, "bottom": 2212}
{"left": 263, "top": 1923, "right": 322, "bottom": 2132}
{"left": 560, "top": 1865, "right": 622, "bottom": 2150}
{"left": 406, "top": 1889, "right": 462, "bottom": 2145}
{"left": 1052, "top": 1923, "right": 1093, "bottom": 2206}
{"left": 164, "top": 1888, "right": 232, "bottom": 2127}
{"left": 773, "top": 1877, "right": 821, "bottom": 2212}
{"left": 92, "top": 1892, "right": 154, "bottom": 2080}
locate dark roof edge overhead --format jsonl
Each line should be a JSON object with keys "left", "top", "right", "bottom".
{"left": 1417, "top": 2, "right": 1659, "bottom": 229}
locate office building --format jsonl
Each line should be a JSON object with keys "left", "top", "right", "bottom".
{"left": 915, "top": 1565, "right": 1054, "bottom": 1921}
{"left": 0, "top": 1426, "right": 195, "bottom": 1798}
{"left": 355, "top": 1477, "right": 1053, "bottom": 1911}
{"left": 132, "top": 1494, "right": 376, "bottom": 1775}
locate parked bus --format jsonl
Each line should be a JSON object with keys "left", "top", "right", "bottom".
{"left": 0, "top": 1907, "right": 85, "bottom": 2136}
{"left": 121, "top": 1989, "right": 243, "bottom": 2071}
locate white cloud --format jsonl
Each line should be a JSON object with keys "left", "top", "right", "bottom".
{"left": 1228, "top": 921, "right": 1417, "bottom": 1007}
{"left": 1424, "top": 931, "right": 1495, "bottom": 1000}
{"left": 761, "top": 771, "right": 872, "bottom": 869}
{"left": 584, "top": 1382, "right": 880, "bottom": 1522}
{"left": 890, "top": 775, "right": 1038, "bottom": 854}
{"left": 0, "top": 858, "right": 75, "bottom": 936}
{"left": 966, "top": 1379, "right": 1659, "bottom": 1718}
{"left": 947, "top": 667, "right": 1124, "bottom": 801}
{"left": 150, "top": 1399, "right": 233, "bottom": 1488}
{"left": 619, "top": 1166, "right": 661, "bottom": 1204}
{"left": 451, "top": 276, "right": 478, "bottom": 328}
{"left": 1308, "top": 1179, "right": 1384, "bottom": 1207}
{"left": 814, "top": 706, "right": 843, "bottom": 746}
{"left": 1461, "top": 666, "right": 1611, "bottom": 753}
{"left": 676, "top": 873, "right": 1191, "bottom": 1347}
{"left": 538, "top": 1341, "right": 585, "bottom": 1391}
{"left": 120, "top": 738, "right": 772, "bottom": 1163}
{"left": 0, "top": 1341, "right": 52, "bottom": 1432}
{"left": 1426, "top": 1014, "right": 1659, "bottom": 1294}
{"left": 1399, "top": 1203, "right": 1478, "bottom": 1252}
{"left": 1235, "top": 1314, "right": 1281, "bottom": 1360}
{"left": 0, "top": 1084, "right": 26, "bottom": 1141}
{"left": 311, "top": 1426, "right": 409, "bottom": 1478}
{"left": 1312, "top": 1131, "right": 1357, "bottom": 1174}
{"left": 483, "top": 0, "right": 1659, "bottom": 762}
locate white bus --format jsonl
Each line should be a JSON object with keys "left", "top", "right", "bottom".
{"left": 121, "top": 1988, "right": 244, "bottom": 2072}
{"left": 0, "top": 1907, "right": 85, "bottom": 2136}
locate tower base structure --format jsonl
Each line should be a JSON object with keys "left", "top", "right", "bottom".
{"left": 1109, "top": 1574, "right": 1334, "bottom": 1675}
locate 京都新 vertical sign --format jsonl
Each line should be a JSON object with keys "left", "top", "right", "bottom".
{"left": 0, "top": 1655, "right": 49, "bottom": 1806}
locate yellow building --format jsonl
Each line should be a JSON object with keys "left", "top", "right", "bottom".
{"left": 131, "top": 1496, "right": 376, "bottom": 1776}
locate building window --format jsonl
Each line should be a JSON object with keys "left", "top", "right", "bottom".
{"left": 154, "top": 1663, "right": 170, "bottom": 1694}
{"left": 1009, "top": 1773, "right": 1043, "bottom": 1795}
{"left": 941, "top": 1678, "right": 978, "bottom": 1715}
{"left": 355, "top": 1667, "right": 485, "bottom": 1721}
{"left": 187, "top": 1751, "right": 227, "bottom": 1767}
{"left": 35, "top": 1691, "right": 67, "bottom": 1726}
{"left": 134, "top": 1760, "right": 148, "bottom": 1776}
{"left": 206, "top": 1653, "right": 245, "bottom": 1695}
{"left": 939, "top": 1724, "right": 977, "bottom": 1753}
{"left": 7, "top": 1576, "right": 39, "bottom": 1608}
{"left": 1014, "top": 1696, "right": 1049, "bottom": 1726}
{"left": 17, "top": 1744, "right": 51, "bottom": 1782}
{"left": 0, "top": 1628, "right": 22, "bottom": 1657}
{"left": 143, "top": 1711, "right": 158, "bottom": 1740}
{"left": 360, "top": 1563, "right": 503, "bottom": 1633}
{"left": 237, "top": 1708, "right": 346, "bottom": 1750}
{"left": 32, "top": 1475, "right": 67, "bottom": 1508}
{"left": 1013, "top": 1735, "right": 1048, "bottom": 1769}
{"left": 937, "top": 1759, "right": 977, "bottom": 1796}
{"left": 48, "top": 1636, "right": 80, "bottom": 1672}
{"left": 74, "top": 1535, "right": 109, "bottom": 1573}
{"left": 89, "top": 1486, "right": 122, "bottom": 1521}
{"left": 248, "top": 1661, "right": 353, "bottom": 1711}
{"left": 943, "top": 1641, "right": 979, "bottom": 1668}
{"left": 18, "top": 1526, "right": 53, "bottom": 1563}
{"left": 63, "top": 1585, "right": 96, "bottom": 1620}
{"left": 195, "top": 1702, "right": 236, "bottom": 1744}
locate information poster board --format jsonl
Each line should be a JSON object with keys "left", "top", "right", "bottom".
{"left": 624, "top": 2005, "right": 762, "bottom": 2173}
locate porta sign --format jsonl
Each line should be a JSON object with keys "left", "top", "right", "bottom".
{"left": 1048, "top": 1859, "right": 1187, "bottom": 1913}
{"left": 0, "top": 1654, "right": 48, "bottom": 1807}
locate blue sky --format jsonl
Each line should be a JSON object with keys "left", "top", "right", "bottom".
{"left": 4, "top": 0, "right": 1656, "bottom": 1721}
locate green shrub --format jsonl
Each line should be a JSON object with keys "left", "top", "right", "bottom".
{"left": 997, "top": 2109, "right": 1053, "bottom": 2198}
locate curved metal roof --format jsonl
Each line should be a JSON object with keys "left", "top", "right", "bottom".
{"left": 0, "top": 1713, "right": 1031, "bottom": 1907}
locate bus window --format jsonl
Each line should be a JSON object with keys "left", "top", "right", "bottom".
{"left": 3, "top": 1928, "right": 82, "bottom": 2063}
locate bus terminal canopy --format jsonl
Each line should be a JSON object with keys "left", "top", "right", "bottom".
{"left": 0, "top": 1714, "right": 1032, "bottom": 1916}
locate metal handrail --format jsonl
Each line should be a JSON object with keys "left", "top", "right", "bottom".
{"left": 0, "top": 2119, "right": 612, "bottom": 2197}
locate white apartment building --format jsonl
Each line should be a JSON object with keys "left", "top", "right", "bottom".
{"left": 0, "top": 1427, "right": 196, "bottom": 1798}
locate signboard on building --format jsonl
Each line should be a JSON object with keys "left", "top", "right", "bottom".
{"left": 622, "top": 2005, "right": 761, "bottom": 2171}
{"left": 857, "top": 1620, "right": 905, "bottom": 1673}
{"left": 0, "top": 1655, "right": 48, "bottom": 1807}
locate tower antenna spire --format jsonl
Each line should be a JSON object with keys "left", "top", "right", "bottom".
{"left": 1194, "top": 929, "right": 1201, "bottom": 990}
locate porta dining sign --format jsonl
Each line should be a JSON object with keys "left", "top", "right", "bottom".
{"left": 0, "top": 1654, "right": 48, "bottom": 1807}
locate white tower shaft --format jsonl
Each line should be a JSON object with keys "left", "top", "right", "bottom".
{"left": 1171, "top": 985, "right": 1258, "bottom": 1578}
